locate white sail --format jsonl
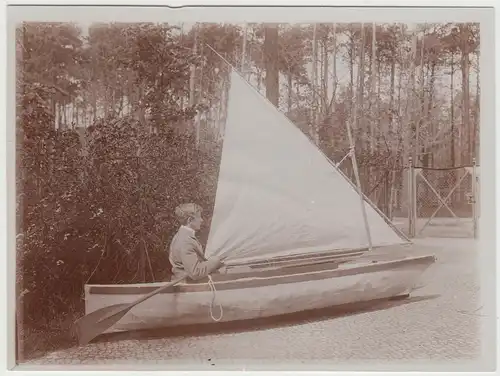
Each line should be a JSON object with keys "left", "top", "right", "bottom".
{"left": 205, "top": 70, "right": 407, "bottom": 263}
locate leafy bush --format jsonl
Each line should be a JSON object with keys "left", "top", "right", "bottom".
{"left": 17, "top": 82, "right": 221, "bottom": 353}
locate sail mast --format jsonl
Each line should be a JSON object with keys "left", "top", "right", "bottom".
{"left": 349, "top": 23, "right": 373, "bottom": 251}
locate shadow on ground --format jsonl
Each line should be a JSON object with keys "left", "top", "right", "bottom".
{"left": 92, "top": 294, "right": 440, "bottom": 345}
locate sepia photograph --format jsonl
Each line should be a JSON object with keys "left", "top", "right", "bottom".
{"left": 6, "top": 3, "right": 496, "bottom": 372}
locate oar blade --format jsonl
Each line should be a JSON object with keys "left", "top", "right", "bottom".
{"left": 73, "top": 303, "right": 131, "bottom": 346}
{"left": 73, "top": 275, "right": 187, "bottom": 346}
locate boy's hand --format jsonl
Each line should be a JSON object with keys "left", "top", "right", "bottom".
{"left": 218, "top": 264, "right": 228, "bottom": 274}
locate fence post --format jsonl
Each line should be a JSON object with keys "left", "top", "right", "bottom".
{"left": 408, "top": 157, "right": 415, "bottom": 237}
{"left": 412, "top": 158, "right": 418, "bottom": 236}
{"left": 472, "top": 158, "right": 478, "bottom": 239}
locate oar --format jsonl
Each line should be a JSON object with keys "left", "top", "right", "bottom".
{"left": 73, "top": 274, "right": 186, "bottom": 346}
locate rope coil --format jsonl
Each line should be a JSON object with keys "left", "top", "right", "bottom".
{"left": 207, "top": 275, "right": 224, "bottom": 322}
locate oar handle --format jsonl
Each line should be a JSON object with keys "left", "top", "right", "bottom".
{"left": 132, "top": 275, "right": 186, "bottom": 307}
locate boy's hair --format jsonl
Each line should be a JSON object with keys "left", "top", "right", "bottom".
{"left": 174, "top": 203, "right": 203, "bottom": 225}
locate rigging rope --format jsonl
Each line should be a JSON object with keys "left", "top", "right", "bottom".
{"left": 335, "top": 146, "right": 355, "bottom": 168}
{"left": 207, "top": 275, "right": 224, "bottom": 322}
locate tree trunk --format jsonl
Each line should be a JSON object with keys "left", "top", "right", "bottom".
{"left": 104, "top": 86, "right": 109, "bottom": 119}
{"left": 397, "top": 59, "right": 403, "bottom": 128}
{"left": 287, "top": 72, "right": 292, "bottom": 114}
{"left": 190, "top": 25, "right": 198, "bottom": 146}
{"left": 377, "top": 57, "right": 381, "bottom": 139}
{"left": 401, "top": 31, "right": 417, "bottom": 217}
{"left": 241, "top": 23, "right": 248, "bottom": 77}
{"left": 357, "top": 24, "right": 366, "bottom": 157}
{"left": 450, "top": 53, "right": 455, "bottom": 167}
{"left": 322, "top": 35, "right": 328, "bottom": 107}
{"left": 256, "top": 65, "right": 262, "bottom": 91}
{"left": 406, "top": 33, "right": 417, "bottom": 163}
{"left": 353, "top": 24, "right": 364, "bottom": 155}
{"left": 474, "top": 48, "right": 479, "bottom": 161}
{"left": 389, "top": 57, "right": 396, "bottom": 133}
{"left": 58, "top": 103, "right": 64, "bottom": 130}
{"left": 63, "top": 101, "right": 67, "bottom": 127}
{"left": 92, "top": 83, "right": 98, "bottom": 123}
{"left": 75, "top": 103, "right": 79, "bottom": 127}
{"left": 370, "top": 23, "right": 376, "bottom": 154}
{"left": 331, "top": 23, "right": 337, "bottom": 110}
{"left": 349, "top": 31, "right": 354, "bottom": 97}
{"left": 330, "top": 23, "right": 338, "bottom": 149}
{"left": 195, "top": 42, "right": 205, "bottom": 144}
{"left": 418, "top": 36, "right": 426, "bottom": 167}
{"left": 427, "top": 60, "right": 437, "bottom": 167}
{"left": 311, "top": 24, "right": 318, "bottom": 143}
{"left": 263, "top": 24, "right": 280, "bottom": 107}
{"left": 319, "top": 32, "right": 329, "bottom": 147}
{"left": 461, "top": 30, "right": 471, "bottom": 163}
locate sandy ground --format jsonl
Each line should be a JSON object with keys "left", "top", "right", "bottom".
{"left": 393, "top": 216, "right": 477, "bottom": 239}
{"left": 21, "top": 220, "right": 486, "bottom": 371}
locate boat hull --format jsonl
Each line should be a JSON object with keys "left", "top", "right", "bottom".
{"left": 85, "top": 255, "right": 435, "bottom": 333}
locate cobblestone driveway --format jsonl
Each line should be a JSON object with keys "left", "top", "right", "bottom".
{"left": 24, "top": 237, "right": 484, "bottom": 370}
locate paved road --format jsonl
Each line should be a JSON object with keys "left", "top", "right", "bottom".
{"left": 24, "top": 237, "right": 483, "bottom": 369}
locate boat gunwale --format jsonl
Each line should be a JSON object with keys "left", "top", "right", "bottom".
{"left": 86, "top": 255, "right": 436, "bottom": 295}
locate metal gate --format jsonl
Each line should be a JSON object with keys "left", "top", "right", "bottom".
{"left": 407, "top": 158, "right": 479, "bottom": 239}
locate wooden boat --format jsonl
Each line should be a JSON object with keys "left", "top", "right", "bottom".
{"left": 86, "top": 254, "right": 435, "bottom": 333}
{"left": 83, "top": 66, "right": 435, "bottom": 334}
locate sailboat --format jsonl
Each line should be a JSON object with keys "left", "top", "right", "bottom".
{"left": 83, "top": 68, "right": 436, "bottom": 334}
